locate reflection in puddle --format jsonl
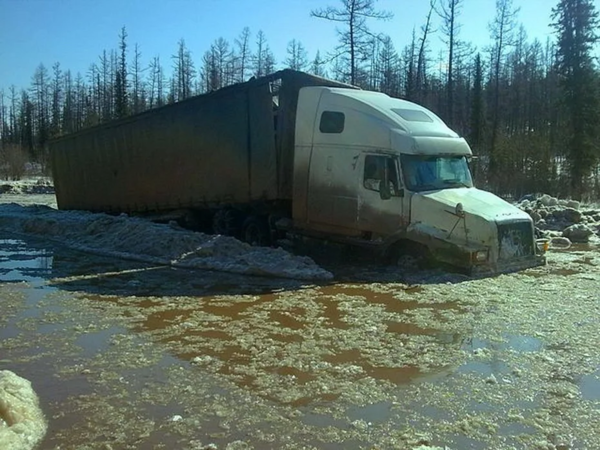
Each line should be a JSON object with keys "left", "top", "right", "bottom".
{"left": 463, "top": 335, "right": 544, "bottom": 353}
{"left": 347, "top": 400, "right": 394, "bottom": 424}
{"left": 75, "top": 326, "right": 126, "bottom": 357}
{"left": 458, "top": 360, "right": 511, "bottom": 377}
{"left": 580, "top": 369, "right": 600, "bottom": 401}
{"left": 0, "top": 238, "right": 53, "bottom": 283}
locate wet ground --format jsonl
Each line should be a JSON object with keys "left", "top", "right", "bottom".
{"left": 1, "top": 232, "right": 600, "bottom": 449}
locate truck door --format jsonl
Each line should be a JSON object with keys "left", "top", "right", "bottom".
{"left": 358, "top": 154, "right": 407, "bottom": 235}
{"left": 305, "top": 146, "right": 361, "bottom": 236}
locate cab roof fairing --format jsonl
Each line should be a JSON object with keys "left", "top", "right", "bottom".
{"left": 392, "top": 132, "right": 473, "bottom": 156}
{"left": 315, "top": 87, "right": 472, "bottom": 156}
{"left": 320, "top": 88, "right": 456, "bottom": 134}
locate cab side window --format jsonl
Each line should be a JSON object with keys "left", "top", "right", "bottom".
{"left": 363, "top": 155, "right": 401, "bottom": 194}
{"left": 319, "top": 111, "right": 345, "bottom": 133}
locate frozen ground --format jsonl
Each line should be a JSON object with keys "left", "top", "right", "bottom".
{"left": 0, "top": 178, "right": 331, "bottom": 281}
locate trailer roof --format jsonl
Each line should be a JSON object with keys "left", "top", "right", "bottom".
{"left": 50, "top": 70, "right": 358, "bottom": 144}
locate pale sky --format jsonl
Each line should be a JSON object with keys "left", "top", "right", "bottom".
{"left": 0, "top": 0, "right": 567, "bottom": 91}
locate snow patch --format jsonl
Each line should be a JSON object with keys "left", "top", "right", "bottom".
{"left": 0, "top": 370, "right": 47, "bottom": 450}
{"left": 0, "top": 204, "right": 332, "bottom": 281}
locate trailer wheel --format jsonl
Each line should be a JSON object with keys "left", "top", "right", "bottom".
{"left": 242, "top": 216, "right": 271, "bottom": 246}
{"left": 212, "top": 209, "right": 242, "bottom": 237}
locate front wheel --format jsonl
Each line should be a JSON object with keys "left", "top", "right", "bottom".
{"left": 242, "top": 216, "right": 271, "bottom": 246}
{"left": 385, "top": 241, "right": 432, "bottom": 269}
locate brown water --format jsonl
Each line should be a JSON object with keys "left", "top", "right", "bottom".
{"left": 1, "top": 235, "right": 599, "bottom": 449}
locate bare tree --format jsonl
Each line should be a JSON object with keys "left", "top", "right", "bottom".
{"left": 285, "top": 39, "right": 308, "bottom": 71}
{"left": 488, "top": 0, "right": 520, "bottom": 191}
{"left": 99, "top": 50, "right": 113, "bottom": 121}
{"left": 30, "top": 63, "right": 50, "bottom": 158}
{"left": 172, "top": 39, "right": 195, "bottom": 101}
{"left": 253, "top": 30, "right": 276, "bottom": 77}
{"left": 131, "top": 43, "right": 146, "bottom": 114}
{"left": 377, "top": 35, "right": 401, "bottom": 97}
{"left": 114, "top": 26, "right": 129, "bottom": 119}
{"left": 311, "top": 0, "right": 392, "bottom": 85}
{"left": 403, "top": 30, "right": 417, "bottom": 101}
{"left": 0, "top": 89, "right": 6, "bottom": 149}
{"left": 234, "top": 27, "right": 252, "bottom": 82}
{"left": 310, "top": 51, "right": 328, "bottom": 77}
{"left": 416, "top": 0, "right": 436, "bottom": 103}
{"left": 148, "top": 56, "right": 165, "bottom": 108}
{"left": 50, "top": 62, "right": 62, "bottom": 138}
{"left": 436, "top": 0, "right": 463, "bottom": 126}
{"left": 61, "top": 70, "right": 75, "bottom": 134}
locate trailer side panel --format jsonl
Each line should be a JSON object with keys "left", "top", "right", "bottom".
{"left": 51, "top": 81, "right": 277, "bottom": 212}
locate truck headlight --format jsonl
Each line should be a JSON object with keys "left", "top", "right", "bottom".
{"left": 472, "top": 250, "right": 488, "bottom": 262}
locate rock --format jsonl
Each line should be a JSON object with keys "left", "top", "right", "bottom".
{"left": 550, "top": 237, "right": 572, "bottom": 249}
{"left": 518, "top": 194, "right": 537, "bottom": 203}
{"left": 566, "top": 200, "right": 580, "bottom": 210}
{"left": 582, "top": 209, "right": 599, "bottom": 216}
{"left": 519, "top": 200, "right": 531, "bottom": 209}
{"left": 485, "top": 374, "right": 498, "bottom": 384}
{"left": 529, "top": 210, "right": 542, "bottom": 223}
{"left": 562, "top": 208, "right": 582, "bottom": 224}
{"left": 539, "top": 194, "right": 559, "bottom": 207}
{"left": 535, "top": 227, "right": 547, "bottom": 238}
{"left": 562, "top": 224, "right": 595, "bottom": 243}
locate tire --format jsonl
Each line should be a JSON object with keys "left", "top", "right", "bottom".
{"left": 385, "top": 241, "right": 432, "bottom": 269}
{"left": 212, "top": 209, "right": 242, "bottom": 236}
{"left": 242, "top": 216, "right": 271, "bottom": 246}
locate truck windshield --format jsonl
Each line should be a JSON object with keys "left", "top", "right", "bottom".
{"left": 400, "top": 154, "right": 473, "bottom": 192}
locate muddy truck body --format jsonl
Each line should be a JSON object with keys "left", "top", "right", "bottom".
{"left": 51, "top": 69, "right": 547, "bottom": 272}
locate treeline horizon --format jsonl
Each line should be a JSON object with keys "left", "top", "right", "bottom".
{"left": 1, "top": 0, "right": 599, "bottom": 200}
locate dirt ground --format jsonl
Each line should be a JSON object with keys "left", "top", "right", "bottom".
{"left": 0, "top": 194, "right": 599, "bottom": 450}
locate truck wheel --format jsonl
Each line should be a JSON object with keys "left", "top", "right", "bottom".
{"left": 242, "top": 216, "right": 271, "bottom": 246}
{"left": 212, "top": 209, "right": 242, "bottom": 237}
{"left": 385, "top": 241, "right": 432, "bottom": 269}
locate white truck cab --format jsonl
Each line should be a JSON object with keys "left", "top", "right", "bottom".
{"left": 292, "top": 86, "right": 546, "bottom": 272}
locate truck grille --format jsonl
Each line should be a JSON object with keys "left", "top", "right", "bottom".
{"left": 497, "top": 220, "right": 535, "bottom": 260}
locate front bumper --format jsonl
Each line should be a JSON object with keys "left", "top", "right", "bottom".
{"left": 471, "top": 253, "right": 547, "bottom": 276}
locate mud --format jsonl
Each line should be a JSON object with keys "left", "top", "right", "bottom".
{"left": 1, "top": 235, "right": 599, "bottom": 449}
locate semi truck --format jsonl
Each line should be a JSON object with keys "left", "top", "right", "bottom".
{"left": 50, "top": 69, "right": 547, "bottom": 273}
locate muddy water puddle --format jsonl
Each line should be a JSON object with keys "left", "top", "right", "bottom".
{"left": 2, "top": 234, "right": 600, "bottom": 449}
